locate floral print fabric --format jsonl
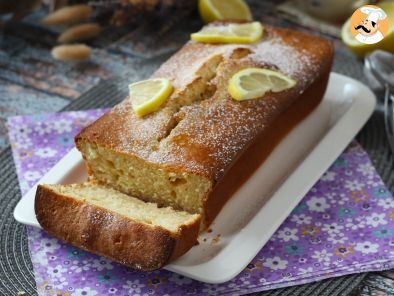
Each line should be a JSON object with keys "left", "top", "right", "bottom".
{"left": 7, "top": 110, "right": 394, "bottom": 296}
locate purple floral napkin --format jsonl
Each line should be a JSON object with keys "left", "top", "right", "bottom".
{"left": 7, "top": 110, "right": 394, "bottom": 296}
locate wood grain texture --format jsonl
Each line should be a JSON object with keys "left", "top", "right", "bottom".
{"left": 109, "top": 9, "right": 202, "bottom": 58}
{"left": 0, "top": 79, "right": 69, "bottom": 150}
{"left": 0, "top": 25, "right": 144, "bottom": 99}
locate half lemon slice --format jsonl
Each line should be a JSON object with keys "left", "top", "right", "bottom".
{"left": 129, "top": 78, "right": 173, "bottom": 117}
{"left": 228, "top": 68, "right": 296, "bottom": 101}
{"left": 198, "top": 0, "right": 252, "bottom": 24}
{"left": 191, "top": 22, "right": 263, "bottom": 44}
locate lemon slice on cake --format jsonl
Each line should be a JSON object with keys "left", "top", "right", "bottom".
{"left": 191, "top": 22, "right": 263, "bottom": 44}
{"left": 228, "top": 68, "right": 296, "bottom": 101}
{"left": 129, "top": 78, "right": 173, "bottom": 117}
{"left": 198, "top": 0, "right": 252, "bottom": 23}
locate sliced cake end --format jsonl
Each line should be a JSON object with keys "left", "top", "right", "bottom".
{"left": 35, "top": 183, "right": 200, "bottom": 271}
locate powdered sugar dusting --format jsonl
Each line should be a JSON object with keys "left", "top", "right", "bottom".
{"left": 153, "top": 42, "right": 239, "bottom": 90}
{"left": 150, "top": 93, "right": 279, "bottom": 180}
{"left": 249, "top": 32, "right": 322, "bottom": 88}
{"left": 144, "top": 27, "right": 331, "bottom": 179}
{"left": 82, "top": 25, "right": 332, "bottom": 180}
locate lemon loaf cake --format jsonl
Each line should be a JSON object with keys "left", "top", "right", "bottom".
{"left": 75, "top": 23, "right": 333, "bottom": 228}
{"left": 35, "top": 183, "right": 200, "bottom": 271}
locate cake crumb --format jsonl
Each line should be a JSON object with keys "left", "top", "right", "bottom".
{"left": 203, "top": 238, "right": 207, "bottom": 242}
{"left": 212, "top": 234, "right": 221, "bottom": 244}
{"left": 194, "top": 240, "right": 200, "bottom": 246}
{"left": 207, "top": 228, "right": 213, "bottom": 233}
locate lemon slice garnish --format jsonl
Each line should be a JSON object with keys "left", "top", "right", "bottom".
{"left": 228, "top": 68, "right": 296, "bottom": 101}
{"left": 198, "top": 0, "right": 252, "bottom": 24}
{"left": 341, "top": 1, "right": 394, "bottom": 58}
{"left": 191, "top": 22, "right": 263, "bottom": 44}
{"left": 129, "top": 78, "right": 173, "bottom": 117}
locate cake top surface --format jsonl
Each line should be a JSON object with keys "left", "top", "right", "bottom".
{"left": 76, "top": 24, "right": 333, "bottom": 181}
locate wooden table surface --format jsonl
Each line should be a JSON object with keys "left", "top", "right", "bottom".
{"left": 0, "top": 2, "right": 393, "bottom": 295}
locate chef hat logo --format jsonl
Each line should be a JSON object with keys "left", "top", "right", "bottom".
{"left": 361, "top": 6, "right": 387, "bottom": 23}
{"left": 350, "top": 5, "right": 390, "bottom": 45}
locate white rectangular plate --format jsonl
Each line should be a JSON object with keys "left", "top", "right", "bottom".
{"left": 14, "top": 73, "right": 375, "bottom": 284}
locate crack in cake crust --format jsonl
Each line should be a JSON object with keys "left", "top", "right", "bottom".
{"left": 75, "top": 25, "right": 333, "bottom": 228}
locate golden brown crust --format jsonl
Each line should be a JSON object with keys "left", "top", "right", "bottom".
{"left": 75, "top": 23, "right": 334, "bottom": 229}
{"left": 203, "top": 68, "right": 331, "bottom": 227}
{"left": 35, "top": 185, "right": 200, "bottom": 271}
{"left": 75, "top": 25, "right": 333, "bottom": 181}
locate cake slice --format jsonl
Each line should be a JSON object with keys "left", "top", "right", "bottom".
{"left": 35, "top": 183, "right": 200, "bottom": 271}
{"left": 75, "top": 23, "right": 333, "bottom": 228}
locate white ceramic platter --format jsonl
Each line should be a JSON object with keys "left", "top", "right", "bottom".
{"left": 14, "top": 73, "right": 376, "bottom": 283}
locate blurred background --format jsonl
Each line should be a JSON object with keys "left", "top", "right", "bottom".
{"left": 0, "top": 0, "right": 393, "bottom": 147}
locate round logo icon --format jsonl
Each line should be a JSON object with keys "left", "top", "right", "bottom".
{"left": 350, "top": 5, "right": 389, "bottom": 44}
